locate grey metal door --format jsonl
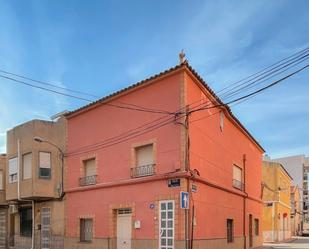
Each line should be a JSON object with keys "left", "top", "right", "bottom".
{"left": 0, "top": 209, "right": 7, "bottom": 249}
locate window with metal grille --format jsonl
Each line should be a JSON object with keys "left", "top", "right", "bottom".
{"left": 79, "top": 158, "right": 97, "bottom": 186}
{"left": 233, "top": 165, "right": 244, "bottom": 191}
{"left": 20, "top": 208, "right": 32, "bottom": 237}
{"left": 39, "top": 152, "right": 51, "bottom": 179}
{"left": 80, "top": 218, "right": 93, "bottom": 242}
{"left": 254, "top": 218, "right": 259, "bottom": 236}
{"left": 117, "top": 208, "right": 132, "bottom": 215}
{"left": 227, "top": 219, "right": 234, "bottom": 243}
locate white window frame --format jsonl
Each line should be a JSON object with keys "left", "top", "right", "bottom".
{"left": 8, "top": 157, "right": 18, "bottom": 183}
{"left": 39, "top": 152, "right": 51, "bottom": 179}
{"left": 159, "top": 200, "right": 174, "bottom": 249}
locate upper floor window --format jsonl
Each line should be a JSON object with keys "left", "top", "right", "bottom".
{"left": 0, "top": 170, "right": 3, "bottom": 190}
{"left": 233, "top": 165, "right": 244, "bottom": 191}
{"left": 136, "top": 144, "right": 154, "bottom": 167}
{"left": 79, "top": 158, "right": 97, "bottom": 186}
{"left": 132, "top": 144, "right": 155, "bottom": 177}
{"left": 22, "top": 153, "right": 32, "bottom": 180}
{"left": 80, "top": 218, "right": 93, "bottom": 242}
{"left": 39, "top": 152, "right": 51, "bottom": 179}
{"left": 8, "top": 157, "right": 18, "bottom": 183}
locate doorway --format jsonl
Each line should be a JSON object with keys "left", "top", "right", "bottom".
{"left": 117, "top": 208, "right": 132, "bottom": 249}
{"left": 159, "top": 200, "right": 174, "bottom": 249}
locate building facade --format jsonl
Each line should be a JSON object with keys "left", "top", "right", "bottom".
{"left": 0, "top": 154, "right": 8, "bottom": 249}
{"left": 272, "top": 155, "right": 309, "bottom": 223}
{"left": 5, "top": 117, "right": 66, "bottom": 249}
{"left": 290, "top": 185, "right": 301, "bottom": 236}
{"left": 65, "top": 62, "right": 264, "bottom": 249}
{"left": 262, "top": 161, "right": 292, "bottom": 242}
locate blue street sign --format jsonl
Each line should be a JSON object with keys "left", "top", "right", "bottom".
{"left": 180, "top": 191, "right": 189, "bottom": 209}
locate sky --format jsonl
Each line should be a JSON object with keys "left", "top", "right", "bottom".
{"left": 0, "top": 0, "right": 308, "bottom": 158}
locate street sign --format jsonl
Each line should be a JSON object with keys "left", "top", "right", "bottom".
{"left": 168, "top": 179, "right": 180, "bottom": 187}
{"left": 192, "top": 184, "right": 197, "bottom": 193}
{"left": 180, "top": 191, "right": 189, "bottom": 209}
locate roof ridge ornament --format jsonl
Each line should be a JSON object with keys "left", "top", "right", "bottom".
{"left": 179, "top": 49, "right": 187, "bottom": 64}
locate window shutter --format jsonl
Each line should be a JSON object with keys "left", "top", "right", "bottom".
{"left": 0, "top": 171, "right": 3, "bottom": 190}
{"left": 85, "top": 159, "right": 96, "bottom": 176}
{"left": 233, "top": 165, "right": 242, "bottom": 182}
{"left": 23, "top": 153, "right": 32, "bottom": 179}
{"left": 136, "top": 144, "right": 153, "bottom": 166}
{"left": 39, "top": 152, "right": 51, "bottom": 168}
{"left": 80, "top": 218, "right": 93, "bottom": 242}
{"left": 85, "top": 219, "right": 93, "bottom": 241}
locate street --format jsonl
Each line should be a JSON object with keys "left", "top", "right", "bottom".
{"left": 263, "top": 237, "right": 309, "bottom": 249}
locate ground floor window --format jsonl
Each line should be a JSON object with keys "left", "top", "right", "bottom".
{"left": 20, "top": 208, "right": 32, "bottom": 237}
{"left": 254, "top": 218, "right": 259, "bottom": 236}
{"left": 227, "top": 219, "right": 234, "bottom": 243}
{"left": 80, "top": 218, "right": 93, "bottom": 242}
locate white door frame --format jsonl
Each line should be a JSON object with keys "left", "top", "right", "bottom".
{"left": 117, "top": 209, "right": 132, "bottom": 249}
{"left": 159, "top": 200, "right": 175, "bottom": 249}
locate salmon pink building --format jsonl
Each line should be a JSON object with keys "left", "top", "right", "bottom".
{"left": 64, "top": 61, "right": 264, "bottom": 249}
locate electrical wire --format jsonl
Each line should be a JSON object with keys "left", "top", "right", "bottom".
{"left": 0, "top": 74, "right": 172, "bottom": 114}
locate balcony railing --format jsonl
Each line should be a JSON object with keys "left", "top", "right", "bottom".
{"left": 233, "top": 179, "right": 244, "bottom": 191}
{"left": 131, "top": 164, "right": 155, "bottom": 178}
{"left": 79, "top": 175, "right": 97, "bottom": 186}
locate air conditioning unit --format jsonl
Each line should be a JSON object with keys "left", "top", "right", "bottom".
{"left": 9, "top": 205, "right": 18, "bottom": 214}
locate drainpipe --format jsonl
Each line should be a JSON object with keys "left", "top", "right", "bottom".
{"left": 17, "top": 139, "right": 35, "bottom": 249}
{"left": 243, "top": 154, "right": 247, "bottom": 249}
{"left": 17, "top": 139, "right": 20, "bottom": 200}
{"left": 184, "top": 111, "right": 190, "bottom": 249}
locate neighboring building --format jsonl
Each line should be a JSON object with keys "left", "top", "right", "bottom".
{"left": 262, "top": 161, "right": 292, "bottom": 242}
{"left": 272, "top": 155, "right": 309, "bottom": 222}
{"left": 5, "top": 117, "right": 66, "bottom": 249}
{"left": 0, "top": 154, "right": 8, "bottom": 249}
{"left": 64, "top": 61, "right": 264, "bottom": 249}
{"left": 290, "top": 185, "right": 302, "bottom": 236}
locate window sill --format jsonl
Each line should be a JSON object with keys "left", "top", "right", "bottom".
{"left": 38, "top": 177, "right": 51, "bottom": 180}
{"left": 79, "top": 241, "right": 93, "bottom": 244}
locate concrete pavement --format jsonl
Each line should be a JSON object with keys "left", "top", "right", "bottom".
{"left": 262, "top": 237, "right": 309, "bottom": 249}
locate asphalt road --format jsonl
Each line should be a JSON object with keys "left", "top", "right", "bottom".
{"left": 263, "top": 237, "right": 309, "bottom": 249}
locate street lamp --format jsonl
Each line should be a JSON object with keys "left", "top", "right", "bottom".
{"left": 33, "top": 136, "right": 65, "bottom": 199}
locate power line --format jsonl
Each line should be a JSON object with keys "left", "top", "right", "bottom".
{"left": 0, "top": 68, "right": 99, "bottom": 98}
{"left": 216, "top": 46, "right": 309, "bottom": 95}
{"left": 220, "top": 53, "right": 309, "bottom": 100}
{"left": 176, "top": 47, "right": 309, "bottom": 116}
{"left": 0, "top": 74, "right": 172, "bottom": 114}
